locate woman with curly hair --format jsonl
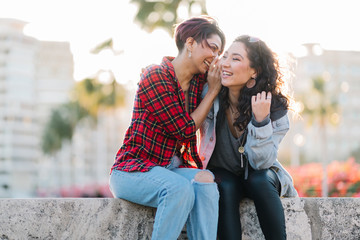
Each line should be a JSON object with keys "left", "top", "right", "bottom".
{"left": 199, "top": 35, "right": 298, "bottom": 240}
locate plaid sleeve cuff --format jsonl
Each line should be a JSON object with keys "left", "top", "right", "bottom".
{"left": 182, "top": 113, "right": 197, "bottom": 139}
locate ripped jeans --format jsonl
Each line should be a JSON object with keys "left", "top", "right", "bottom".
{"left": 109, "top": 157, "right": 219, "bottom": 240}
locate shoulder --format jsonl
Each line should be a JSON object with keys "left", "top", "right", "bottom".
{"left": 142, "top": 64, "right": 167, "bottom": 79}
{"left": 270, "top": 96, "right": 288, "bottom": 121}
{"left": 141, "top": 56, "right": 176, "bottom": 84}
{"left": 139, "top": 64, "right": 172, "bottom": 91}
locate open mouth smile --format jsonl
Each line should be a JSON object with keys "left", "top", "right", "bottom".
{"left": 222, "top": 70, "right": 233, "bottom": 76}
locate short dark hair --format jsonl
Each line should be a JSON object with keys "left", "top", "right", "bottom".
{"left": 174, "top": 16, "right": 225, "bottom": 54}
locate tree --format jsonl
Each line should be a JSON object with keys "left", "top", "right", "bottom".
{"left": 41, "top": 76, "right": 126, "bottom": 155}
{"left": 42, "top": 0, "right": 209, "bottom": 154}
{"left": 42, "top": 40, "right": 126, "bottom": 155}
{"left": 131, "top": 0, "right": 207, "bottom": 35}
{"left": 299, "top": 76, "right": 339, "bottom": 197}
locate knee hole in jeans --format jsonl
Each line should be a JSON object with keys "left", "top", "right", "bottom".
{"left": 194, "top": 170, "right": 214, "bottom": 183}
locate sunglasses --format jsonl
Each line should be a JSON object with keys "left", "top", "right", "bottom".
{"left": 240, "top": 35, "right": 262, "bottom": 56}
{"left": 248, "top": 36, "right": 261, "bottom": 43}
{"left": 238, "top": 35, "right": 261, "bottom": 43}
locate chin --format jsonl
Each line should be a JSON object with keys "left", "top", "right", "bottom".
{"left": 203, "top": 67, "right": 209, "bottom": 74}
{"left": 221, "top": 79, "right": 230, "bottom": 87}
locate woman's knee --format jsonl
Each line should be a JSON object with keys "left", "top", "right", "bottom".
{"left": 248, "top": 169, "right": 272, "bottom": 186}
{"left": 212, "top": 169, "right": 239, "bottom": 194}
{"left": 194, "top": 170, "right": 215, "bottom": 183}
{"left": 248, "top": 169, "right": 280, "bottom": 195}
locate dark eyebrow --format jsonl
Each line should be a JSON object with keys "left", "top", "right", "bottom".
{"left": 208, "top": 42, "right": 219, "bottom": 50}
{"left": 232, "top": 53, "right": 244, "bottom": 60}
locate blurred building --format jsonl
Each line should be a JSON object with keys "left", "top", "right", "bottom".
{"left": 36, "top": 103, "right": 133, "bottom": 198}
{"left": 0, "top": 18, "right": 133, "bottom": 198}
{"left": 0, "top": 18, "right": 74, "bottom": 197}
{"left": 281, "top": 43, "right": 360, "bottom": 165}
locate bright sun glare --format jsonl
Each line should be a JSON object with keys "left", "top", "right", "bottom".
{"left": 1, "top": 0, "right": 360, "bottom": 86}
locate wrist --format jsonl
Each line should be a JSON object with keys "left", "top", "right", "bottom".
{"left": 252, "top": 114, "right": 270, "bottom": 127}
{"left": 206, "top": 88, "right": 219, "bottom": 99}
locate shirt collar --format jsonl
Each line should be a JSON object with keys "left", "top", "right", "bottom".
{"left": 161, "top": 56, "right": 176, "bottom": 80}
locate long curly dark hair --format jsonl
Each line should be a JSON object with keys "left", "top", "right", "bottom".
{"left": 220, "top": 35, "right": 290, "bottom": 131}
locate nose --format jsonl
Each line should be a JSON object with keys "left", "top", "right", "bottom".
{"left": 220, "top": 57, "right": 229, "bottom": 68}
{"left": 210, "top": 52, "right": 217, "bottom": 62}
{"left": 213, "top": 50, "right": 219, "bottom": 57}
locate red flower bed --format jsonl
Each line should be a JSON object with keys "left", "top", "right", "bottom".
{"left": 286, "top": 157, "right": 360, "bottom": 197}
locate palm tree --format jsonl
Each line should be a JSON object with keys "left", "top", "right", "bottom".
{"left": 42, "top": 37, "right": 126, "bottom": 155}
{"left": 41, "top": 101, "right": 88, "bottom": 155}
{"left": 299, "top": 76, "right": 338, "bottom": 197}
{"left": 41, "top": 76, "right": 126, "bottom": 155}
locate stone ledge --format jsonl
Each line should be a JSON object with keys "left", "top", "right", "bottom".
{"left": 0, "top": 198, "right": 359, "bottom": 240}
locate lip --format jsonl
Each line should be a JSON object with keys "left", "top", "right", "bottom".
{"left": 222, "top": 70, "right": 233, "bottom": 78}
{"left": 203, "top": 60, "right": 211, "bottom": 72}
{"left": 204, "top": 60, "right": 210, "bottom": 67}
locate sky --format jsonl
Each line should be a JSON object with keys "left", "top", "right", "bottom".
{"left": 1, "top": 0, "right": 359, "bottom": 85}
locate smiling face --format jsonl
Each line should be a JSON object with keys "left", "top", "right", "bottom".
{"left": 190, "top": 34, "right": 222, "bottom": 74}
{"left": 220, "top": 41, "right": 256, "bottom": 90}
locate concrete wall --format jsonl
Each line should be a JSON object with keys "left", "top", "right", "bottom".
{"left": 0, "top": 198, "right": 359, "bottom": 240}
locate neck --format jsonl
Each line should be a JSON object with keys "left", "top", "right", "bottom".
{"left": 228, "top": 87, "right": 241, "bottom": 109}
{"left": 172, "top": 54, "right": 195, "bottom": 92}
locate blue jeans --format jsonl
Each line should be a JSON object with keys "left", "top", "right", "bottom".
{"left": 109, "top": 159, "right": 219, "bottom": 240}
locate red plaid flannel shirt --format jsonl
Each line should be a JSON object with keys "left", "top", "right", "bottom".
{"left": 111, "top": 57, "right": 206, "bottom": 172}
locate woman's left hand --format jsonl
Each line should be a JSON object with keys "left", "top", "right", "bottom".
{"left": 252, "top": 91, "right": 271, "bottom": 122}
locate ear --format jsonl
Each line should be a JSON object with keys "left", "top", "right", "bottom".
{"left": 250, "top": 69, "right": 257, "bottom": 79}
{"left": 185, "top": 37, "right": 195, "bottom": 52}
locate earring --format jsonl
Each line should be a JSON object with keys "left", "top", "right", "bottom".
{"left": 188, "top": 51, "right": 192, "bottom": 58}
{"left": 246, "top": 78, "right": 256, "bottom": 88}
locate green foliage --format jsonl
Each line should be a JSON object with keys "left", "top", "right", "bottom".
{"left": 73, "top": 77, "right": 126, "bottom": 117}
{"left": 91, "top": 39, "right": 113, "bottom": 54}
{"left": 42, "top": 102, "right": 89, "bottom": 154}
{"left": 299, "top": 76, "right": 339, "bottom": 126}
{"left": 347, "top": 182, "right": 360, "bottom": 195}
{"left": 349, "top": 147, "right": 360, "bottom": 164}
{"left": 305, "top": 186, "right": 318, "bottom": 197}
{"left": 312, "top": 76, "right": 325, "bottom": 93}
{"left": 131, "top": 0, "right": 207, "bottom": 35}
{"left": 42, "top": 77, "right": 126, "bottom": 155}
{"left": 42, "top": 0, "right": 202, "bottom": 155}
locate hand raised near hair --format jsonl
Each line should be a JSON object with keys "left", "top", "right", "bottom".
{"left": 251, "top": 91, "right": 271, "bottom": 122}
{"left": 206, "top": 57, "right": 222, "bottom": 95}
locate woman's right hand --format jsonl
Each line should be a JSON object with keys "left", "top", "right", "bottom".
{"left": 206, "top": 57, "right": 222, "bottom": 95}
{"left": 252, "top": 91, "right": 272, "bottom": 122}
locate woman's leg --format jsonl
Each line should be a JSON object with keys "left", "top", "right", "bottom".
{"left": 109, "top": 167, "right": 195, "bottom": 240}
{"left": 246, "top": 169, "right": 286, "bottom": 240}
{"left": 172, "top": 168, "right": 219, "bottom": 240}
{"left": 211, "top": 168, "right": 243, "bottom": 240}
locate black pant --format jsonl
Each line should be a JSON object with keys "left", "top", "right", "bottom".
{"left": 211, "top": 167, "right": 286, "bottom": 240}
